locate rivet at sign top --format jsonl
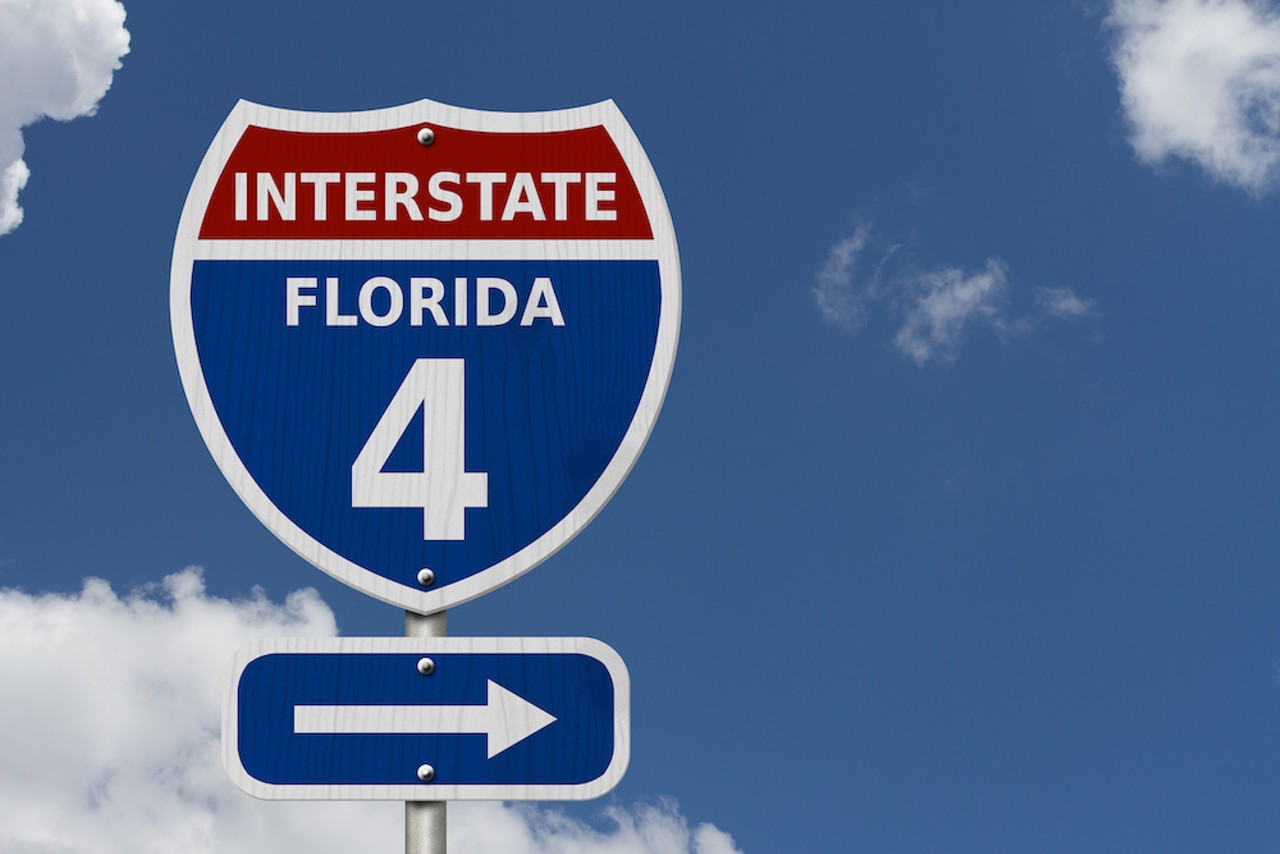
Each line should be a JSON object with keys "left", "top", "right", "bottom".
{"left": 417, "top": 568, "right": 436, "bottom": 587}
{"left": 416, "top": 126, "right": 435, "bottom": 146}
{"left": 417, "top": 764, "right": 436, "bottom": 783}
{"left": 417, "top": 657, "right": 435, "bottom": 676}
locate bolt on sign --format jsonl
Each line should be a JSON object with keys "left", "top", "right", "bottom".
{"left": 171, "top": 99, "right": 681, "bottom": 615}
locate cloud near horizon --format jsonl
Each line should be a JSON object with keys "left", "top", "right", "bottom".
{"left": 0, "top": 0, "right": 131, "bottom": 235}
{"left": 812, "top": 221, "right": 1094, "bottom": 366}
{"left": 0, "top": 570, "right": 743, "bottom": 854}
{"left": 1108, "top": 0, "right": 1280, "bottom": 194}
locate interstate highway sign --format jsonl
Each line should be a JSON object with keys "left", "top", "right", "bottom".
{"left": 170, "top": 99, "right": 680, "bottom": 612}
{"left": 224, "top": 637, "right": 630, "bottom": 800}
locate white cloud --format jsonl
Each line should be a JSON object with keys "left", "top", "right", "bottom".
{"left": 1035, "top": 285, "right": 1097, "bottom": 319}
{"left": 453, "top": 802, "right": 743, "bottom": 853}
{"left": 0, "top": 0, "right": 130, "bottom": 234}
{"left": 813, "top": 222, "right": 1094, "bottom": 366}
{"left": 812, "top": 222, "right": 903, "bottom": 335}
{"left": 813, "top": 222, "right": 877, "bottom": 333}
{"left": 0, "top": 158, "right": 29, "bottom": 234}
{"left": 0, "top": 569, "right": 742, "bottom": 854}
{"left": 1108, "top": 0, "right": 1280, "bottom": 193}
{"left": 893, "top": 259, "right": 1015, "bottom": 366}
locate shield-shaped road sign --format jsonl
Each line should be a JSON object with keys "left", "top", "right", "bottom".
{"left": 171, "top": 99, "right": 680, "bottom": 613}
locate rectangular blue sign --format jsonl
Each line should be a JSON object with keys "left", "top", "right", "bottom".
{"left": 223, "top": 637, "right": 630, "bottom": 800}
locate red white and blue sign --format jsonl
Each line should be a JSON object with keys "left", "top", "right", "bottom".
{"left": 223, "top": 637, "right": 630, "bottom": 800}
{"left": 171, "top": 99, "right": 680, "bottom": 612}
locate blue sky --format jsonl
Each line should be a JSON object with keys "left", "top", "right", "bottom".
{"left": 2, "top": 1, "right": 1280, "bottom": 851}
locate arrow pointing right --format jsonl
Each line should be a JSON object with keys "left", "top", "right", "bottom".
{"left": 294, "top": 679, "right": 558, "bottom": 759}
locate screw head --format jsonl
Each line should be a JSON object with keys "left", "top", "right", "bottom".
{"left": 416, "top": 764, "right": 436, "bottom": 782}
{"left": 416, "top": 126, "right": 435, "bottom": 146}
{"left": 416, "top": 657, "right": 435, "bottom": 676}
{"left": 417, "top": 568, "right": 436, "bottom": 587}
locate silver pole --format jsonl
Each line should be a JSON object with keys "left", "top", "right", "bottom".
{"left": 405, "top": 610, "right": 447, "bottom": 854}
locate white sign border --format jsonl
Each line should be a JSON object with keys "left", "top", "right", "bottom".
{"left": 171, "top": 98, "right": 681, "bottom": 613}
{"left": 223, "top": 636, "right": 631, "bottom": 801}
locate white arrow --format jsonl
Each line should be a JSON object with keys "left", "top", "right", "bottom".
{"left": 294, "top": 679, "right": 558, "bottom": 759}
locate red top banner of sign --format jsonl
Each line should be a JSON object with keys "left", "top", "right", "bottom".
{"left": 198, "top": 124, "right": 652, "bottom": 241}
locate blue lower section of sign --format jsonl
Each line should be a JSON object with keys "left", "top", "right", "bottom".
{"left": 190, "top": 259, "right": 661, "bottom": 590}
{"left": 237, "top": 651, "right": 615, "bottom": 786}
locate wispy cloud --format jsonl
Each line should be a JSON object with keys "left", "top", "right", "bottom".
{"left": 812, "top": 221, "right": 898, "bottom": 334}
{"left": 1035, "top": 285, "right": 1097, "bottom": 320}
{"left": 813, "top": 222, "right": 1094, "bottom": 366}
{"left": 0, "top": 0, "right": 131, "bottom": 234}
{"left": 1108, "top": 0, "right": 1280, "bottom": 194}
{"left": 455, "top": 801, "right": 744, "bottom": 853}
{"left": 893, "top": 259, "right": 1016, "bottom": 366}
{"left": 0, "top": 570, "right": 743, "bottom": 854}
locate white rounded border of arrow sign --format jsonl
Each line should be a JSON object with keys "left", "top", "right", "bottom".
{"left": 171, "top": 97, "right": 682, "bottom": 615}
{"left": 222, "top": 636, "right": 631, "bottom": 801}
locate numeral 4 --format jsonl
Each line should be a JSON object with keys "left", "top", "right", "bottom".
{"left": 351, "top": 358, "right": 488, "bottom": 540}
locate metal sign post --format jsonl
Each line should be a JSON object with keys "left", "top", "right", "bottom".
{"left": 406, "top": 610, "right": 447, "bottom": 854}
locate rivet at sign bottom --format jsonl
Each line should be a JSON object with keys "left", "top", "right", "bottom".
{"left": 417, "top": 657, "right": 435, "bottom": 676}
{"left": 417, "top": 764, "right": 436, "bottom": 783}
{"left": 417, "top": 568, "right": 436, "bottom": 587}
